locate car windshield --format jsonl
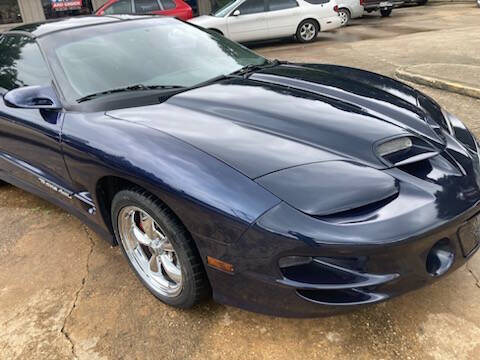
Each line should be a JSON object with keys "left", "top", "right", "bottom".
{"left": 213, "top": 0, "right": 240, "bottom": 17}
{"left": 40, "top": 18, "right": 266, "bottom": 102}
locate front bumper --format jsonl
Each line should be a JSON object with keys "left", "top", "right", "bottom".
{"left": 199, "top": 128, "right": 480, "bottom": 317}
{"left": 364, "top": 1, "right": 404, "bottom": 11}
{"left": 201, "top": 200, "right": 479, "bottom": 317}
{"left": 319, "top": 16, "right": 342, "bottom": 32}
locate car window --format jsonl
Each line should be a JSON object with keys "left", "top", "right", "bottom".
{"left": 214, "top": 0, "right": 239, "bottom": 17}
{"left": 303, "top": 0, "right": 330, "bottom": 4}
{"left": 135, "top": 0, "right": 161, "bottom": 13}
{"left": 104, "top": 0, "right": 133, "bottom": 14}
{"left": 269, "top": 0, "right": 298, "bottom": 11}
{"left": 0, "top": 35, "right": 51, "bottom": 91}
{"left": 236, "top": 0, "right": 265, "bottom": 15}
{"left": 160, "top": 0, "right": 176, "bottom": 10}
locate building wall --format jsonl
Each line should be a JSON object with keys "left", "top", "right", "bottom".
{"left": 0, "top": 0, "right": 45, "bottom": 32}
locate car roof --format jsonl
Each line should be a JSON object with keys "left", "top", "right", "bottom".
{"left": 7, "top": 15, "right": 157, "bottom": 38}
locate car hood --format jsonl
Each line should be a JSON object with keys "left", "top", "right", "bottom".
{"left": 106, "top": 64, "right": 445, "bottom": 179}
{"left": 188, "top": 15, "right": 220, "bottom": 27}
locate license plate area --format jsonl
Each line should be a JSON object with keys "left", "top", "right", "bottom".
{"left": 458, "top": 215, "right": 480, "bottom": 257}
{"left": 379, "top": 1, "right": 392, "bottom": 6}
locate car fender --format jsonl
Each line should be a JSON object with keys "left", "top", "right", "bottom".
{"left": 60, "top": 112, "right": 281, "bottom": 245}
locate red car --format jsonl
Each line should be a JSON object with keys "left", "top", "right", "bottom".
{"left": 95, "top": 0, "right": 193, "bottom": 21}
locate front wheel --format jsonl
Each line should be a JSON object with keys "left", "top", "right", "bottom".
{"left": 112, "top": 189, "right": 210, "bottom": 308}
{"left": 380, "top": 8, "right": 392, "bottom": 17}
{"left": 296, "top": 20, "right": 319, "bottom": 43}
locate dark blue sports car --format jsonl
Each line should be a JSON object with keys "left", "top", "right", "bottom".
{"left": 0, "top": 15, "right": 479, "bottom": 317}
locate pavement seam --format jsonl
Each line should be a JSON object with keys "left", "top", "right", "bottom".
{"left": 466, "top": 262, "right": 480, "bottom": 290}
{"left": 60, "top": 225, "right": 95, "bottom": 359}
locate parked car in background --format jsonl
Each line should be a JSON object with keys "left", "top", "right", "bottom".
{"left": 363, "top": 0, "right": 403, "bottom": 17}
{"left": 336, "top": 0, "right": 364, "bottom": 25}
{"left": 189, "top": 0, "right": 342, "bottom": 43}
{"left": 95, "top": 0, "right": 193, "bottom": 20}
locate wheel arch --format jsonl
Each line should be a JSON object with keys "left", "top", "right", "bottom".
{"left": 298, "top": 17, "right": 321, "bottom": 32}
{"left": 339, "top": 7, "right": 351, "bottom": 16}
{"left": 95, "top": 176, "right": 186, "bottom": 246}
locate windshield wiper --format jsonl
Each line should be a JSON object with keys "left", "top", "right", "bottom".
{"left": 76, "top": 84, "right": 185, "bottom": 103}
{"left": 230, "top": 59, "right": 286, "bottom": 77}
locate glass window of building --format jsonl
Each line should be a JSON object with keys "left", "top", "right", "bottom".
{"left": 0, "top": 0, "right": 23, "bottom": 25}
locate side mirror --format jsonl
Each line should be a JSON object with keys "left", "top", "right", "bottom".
{"left": 232, "top": 10, "right": 241, "bottom": 16}
{"left": 3, "top": 85, "right": 61, "bottom": 110}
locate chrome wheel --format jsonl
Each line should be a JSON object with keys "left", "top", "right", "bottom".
{"left": 118, "top": 206, "right": 182, "bottom": 297}
{"left": 338, "top": 10, "right": 349, "bottom": 26}
{"left": 299, "top": 22, "right": 316, "bottom": 42}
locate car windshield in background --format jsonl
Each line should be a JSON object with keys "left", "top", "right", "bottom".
{"left": 213, "top": 0, "right": 239, "bottom": 17}
{"left": 40, "top": 18, "right": 265, "bottom": 102}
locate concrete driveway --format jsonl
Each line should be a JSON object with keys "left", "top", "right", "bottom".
{"left": 1, "top": 3, "right": 480, "bottom": 359}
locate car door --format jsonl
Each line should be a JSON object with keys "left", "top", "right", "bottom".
{"left": 226, "top": 0, "right": 268, "bottom": 42}
{"left": 266, "top": 0, "right": 301, "bottom": 38}
{"left": 0, "top": 34, "right": 73, "bottom": 200}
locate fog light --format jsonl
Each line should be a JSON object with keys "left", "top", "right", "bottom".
{"left": 426, "top": 239, "right": 455, "bottom": 277}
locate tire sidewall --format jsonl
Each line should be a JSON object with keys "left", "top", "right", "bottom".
{"left": 111, "top": 190, "right": 198, "bottom": 308}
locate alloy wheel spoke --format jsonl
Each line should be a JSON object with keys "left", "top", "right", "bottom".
{"left": 160, "top": 254, "right": 182, "bottom": 284}
{"left": 132, "top": 222, "right": 152, "bottom": 247}
{"left": 149, "top": 254, "right": 160, "bottom": 273}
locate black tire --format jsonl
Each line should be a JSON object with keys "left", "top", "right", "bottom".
{"left": 338, "top": 8, "right": 351, "bottom": 26}
{"left": 296, "top": 19, "right": 319, "bottom": 43}
{"left": 417, "top": 0, "right": 428, "bottom": 4}
{"left": 380, "top": 9, "right": 392, "bottom": 17}
{"left": 111, "top": 189, "right": 210, "bottom": 308}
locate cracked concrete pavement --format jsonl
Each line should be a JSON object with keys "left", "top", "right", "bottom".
{"left": 1, "top": 3, "right": 480, "bottom": 360}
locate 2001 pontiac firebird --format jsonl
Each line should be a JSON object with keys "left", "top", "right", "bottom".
{"left": 0, "top": 16, "right": 479, "bottom": 317}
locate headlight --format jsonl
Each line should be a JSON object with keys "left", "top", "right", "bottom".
{"left": 376, "top": 136, "right": 439, "bottom": 167}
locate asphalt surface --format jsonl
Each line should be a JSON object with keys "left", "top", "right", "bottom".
{"left": 1, "top": 3, "right": 480, "bottom": 360}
